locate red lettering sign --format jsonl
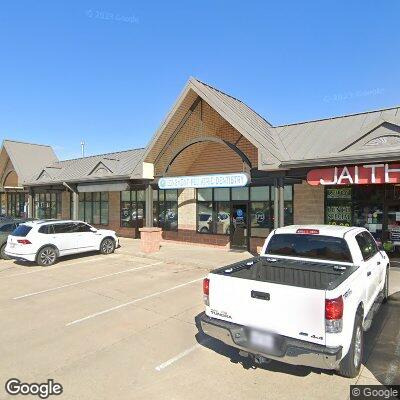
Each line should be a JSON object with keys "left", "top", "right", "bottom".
{"left": 307, "top": 163, "right": 400, "bottom": 186}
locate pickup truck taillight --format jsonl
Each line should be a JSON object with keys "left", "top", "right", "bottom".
{"left": 325, "top": 296, "right": 343, "bottom": 333}
{"left": 203, "top": 278, "right": 210, "bottom": 306}
{"left": 17, "top": 239, "right": 32, "bottom": 245}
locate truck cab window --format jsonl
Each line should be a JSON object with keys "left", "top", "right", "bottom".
{"left": 355, "top": 232, "right": 378, "bottom": 261}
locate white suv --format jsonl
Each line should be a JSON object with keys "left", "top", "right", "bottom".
{"left": 5, "top": 220, "right": 119, "bottom": 266}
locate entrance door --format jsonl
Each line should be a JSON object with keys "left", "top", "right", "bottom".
{"left": 230, "top": 203, "right": 248, "bottom": 250}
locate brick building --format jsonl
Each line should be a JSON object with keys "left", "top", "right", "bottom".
{"left": 4, "top": 77, "right": 400, "bottom": 252}
{"left": 0, "top": 140, "right": 57, "bottom": 218}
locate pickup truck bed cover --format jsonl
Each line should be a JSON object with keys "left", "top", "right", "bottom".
{"left": 212, "top": 257, "right": 358, "bottom": 290}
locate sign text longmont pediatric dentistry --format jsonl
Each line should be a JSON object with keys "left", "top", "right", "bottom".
{"left": 158, "top": 173, "right": 249, "bottom": 189}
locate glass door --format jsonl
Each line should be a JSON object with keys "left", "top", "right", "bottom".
{"left": 230, "top": 203, "right": 248, "bottom": 250}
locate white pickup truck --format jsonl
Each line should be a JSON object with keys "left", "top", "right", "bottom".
{"left": 200, "top": 225, "right": 390, "bottom": 378}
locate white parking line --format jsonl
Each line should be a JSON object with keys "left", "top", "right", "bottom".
{"left": 66, "top": 277, "right": 203, "bottom": 327}
{"left": 13, "top": 261, "right": 163, "bottom": 299}
{"left": 0, "top": 256, "right": 108, "bottom": 279}
{"left": 155, "top": 343, "right": 201, "bottom": 371}
{"left": 0, "top": 253, "right": 145, "bottom": 279}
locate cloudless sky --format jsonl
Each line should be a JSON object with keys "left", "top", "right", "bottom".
{"left": 0, "top": 0, "right": 399, "bottom": 159}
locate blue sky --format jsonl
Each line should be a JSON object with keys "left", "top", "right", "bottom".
{"left": 0, "top": 0, "right": 399, "bottom": 160}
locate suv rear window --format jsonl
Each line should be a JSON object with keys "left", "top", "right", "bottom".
{"left": 39, "top": 225, "right": 55, "bottom": 234}
{"left": 265, "top": 233, "right": 353, "bottom": 263}
{"left": 12, "top": 225, "right": 32, "bottom": 237}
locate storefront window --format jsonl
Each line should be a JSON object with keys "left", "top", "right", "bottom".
{"left": 325, "top": 187, "right": 352, "bottom": 226}
{"left": 353, "top": 186, "right": 384, "bottom": 241}
{"left": 196, "top": 185, "right": 293, "bottom": 238}
{"left": 232, "top": 187, "right": 249, "bottom": 201}
{"left": 250, "top": 187, "right": 270, "bottom": 238}
{"left": 353, "top": 204, "right": 383, "bottom": 241}
{"left": 34, "top": 193, "right": 61, "bottom": 219}
{"left": 79, "top": 192, "right": 108, "bottom": 225}
{"left": 6, "top": 192, "right": 27, "bottom": 218}
{"left": 120, "top": 189, "right": 146, "bottom": 228}
{"left": 0, "top": 193, "right": 6, "bottom": 216}
{"left": 325, "top": 185, "right": 385, "bottom": 241}
{"left": 153, "top": 189, "right": 178, "bottom": 231}
{"left": 197, "top": 188, "right": 230, "bottom": 235}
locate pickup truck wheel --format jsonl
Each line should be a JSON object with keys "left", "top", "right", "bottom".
{"left": 338, "top": 314, "right": 363, "bottom": 378}
{"left": 383, "top": 269, "right": 389, "bottom": 303}
{"left": 100, "top": 238, "right": 115, "bottom": 255}
{"left": 0, "top": 243, "right": 10, "bottom": 260}
{"left": 37, "top": 246, "right": 58, "bottom": 267}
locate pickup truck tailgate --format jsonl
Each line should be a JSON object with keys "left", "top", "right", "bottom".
{"left": 207, "top": 273, "right": 326, "bottom": 345}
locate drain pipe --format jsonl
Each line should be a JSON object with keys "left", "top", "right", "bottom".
{"left": 62, "top": 182, "right": 74, "bottom": 192}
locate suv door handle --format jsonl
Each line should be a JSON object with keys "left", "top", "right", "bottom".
{"left": 377, "top": 261, "right": 381, "bottom": 265}
{"left": 367, "top": 271, "right": 372, "bottom": 277}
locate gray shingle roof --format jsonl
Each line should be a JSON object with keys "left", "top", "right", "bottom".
{"left": 275, "top": 106, "right": 400, "bottom": 167}
{"left": 141, "top": 77, "right": 287, "bottom": 173}
{"left": 190, "top": 78, "right": 287, "bottom": 161}
{"left": 28, "top": 148, "right": 145, "bottom": 185}
{"left": 143, "top": 77, "right": 400, "bottom": 171}
{"left": 2, "top": 140, "right": 58, "bottom": 184}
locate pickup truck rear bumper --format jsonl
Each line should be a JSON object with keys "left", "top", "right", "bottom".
{"left": 199, "top": 312, "right": 342, "bottom": 370}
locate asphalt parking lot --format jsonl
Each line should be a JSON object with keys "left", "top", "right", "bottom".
{"left": 0, "top": 241, "right": 399, "bottom": 400}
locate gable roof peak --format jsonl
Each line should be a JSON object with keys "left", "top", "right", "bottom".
{"left": 2, "top": 139, "right": 54, "bottom": 149}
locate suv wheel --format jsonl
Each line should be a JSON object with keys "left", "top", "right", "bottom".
{"left": 338, "top": 313, "right": 363, "bottom": 378}
{"left": 0, "top": 243, "right": 10, "bottom": 260}
{"left": 100, "top": 238, "right": 115, "bottom": 255}
{"left": 37, "top": 246, "right": 58, "bottom": 267}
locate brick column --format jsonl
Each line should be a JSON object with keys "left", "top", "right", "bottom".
{"left": 293, "top": 181, "right": 325, "bottom": 224}
{"left": 72, "top": 191, "right": 79, "bottom": 220}
{"left": 61, "top": 191, "right": 71, "bottom": 219}
{"left": 139, "top": 227, "right": 162, "bottom": 253}
{"left": 178, "top": 188, "right": 196, "bottom": 231}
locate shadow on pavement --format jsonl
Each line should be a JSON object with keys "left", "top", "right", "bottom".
{"left": 12, "top": 250, "right": 102, "bottom": 267}
{"left": 194, "top": 292, "right": 400, "bottom": 381}
{"left": 363, "top": 291, "right": 400, "bottom": 385}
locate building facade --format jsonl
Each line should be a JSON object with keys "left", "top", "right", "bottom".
{"left": 2, "top": 77, "right": 399, "bottom": 253}
{"left": 0, "top": 140, "right": 57, "bottom": 219}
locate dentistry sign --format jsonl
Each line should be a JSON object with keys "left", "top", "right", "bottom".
{"left": 158, "top": 173, "right": 249, "bottom": 189}
{"left": 307, "top": 163, "right": 400, "bottom": 186}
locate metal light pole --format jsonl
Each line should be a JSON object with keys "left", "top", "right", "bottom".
{"left": 80, "top": 141, "right": 85, "bottom": 157}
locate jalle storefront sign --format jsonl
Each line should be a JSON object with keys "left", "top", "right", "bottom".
{"left": 307, "top": 163, "right": 400, "bottom": 186}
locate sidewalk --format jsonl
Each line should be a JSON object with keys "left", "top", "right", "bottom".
{"left": 117, "top": 237, "right": 253, "bottom": 270}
